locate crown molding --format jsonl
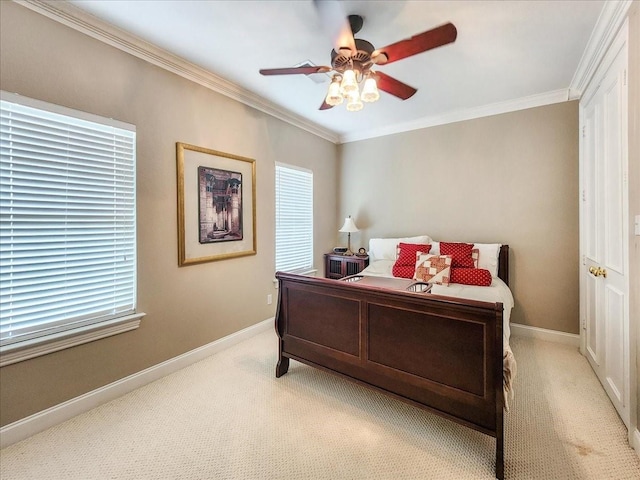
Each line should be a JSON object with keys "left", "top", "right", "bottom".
{"left": 339, "top": 88, "right": 570, "bottom": 144}
{"left": 15, "top": 0, "right": 340, "bottom": 144}
{"left": 569, "top": 0, "right": 633, "bottom": 98}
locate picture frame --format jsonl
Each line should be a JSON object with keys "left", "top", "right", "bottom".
{"left": 176, "top": 142, "right": 256, "bottom": 266}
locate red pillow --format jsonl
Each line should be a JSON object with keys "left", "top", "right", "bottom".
{"left": 392, "top": 264, "right": 418, "bottom": 278}
{"left": 396, "top": 243, "right": 431, "bottom": 265}
{"left": 440, "top": 242, "right": 475, "bottom": 268}
{"left": 450, "top": 268, "right": 492, "bottom": 286}
{"left": 392, "top": 243, "right": 431, "bottom": 278}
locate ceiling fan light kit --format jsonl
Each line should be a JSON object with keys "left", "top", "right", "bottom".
{"left": 259, "top": 2, "right": 457, "bottom": 112}
{"left": 324, "top": 66, "right": 377, "bottom": 110}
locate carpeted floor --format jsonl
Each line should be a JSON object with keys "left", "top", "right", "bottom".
{"left": 1, "top": 330, "right": 639, "bottom": 479}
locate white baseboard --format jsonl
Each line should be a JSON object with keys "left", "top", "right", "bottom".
{"left": 0, "top": 317, "right": 274, "bottom": 449}
{"left": 510, "top": 322, "right": 581, "bottom": 347}
{"left": 634, "top": 429, "right": 640, "bottom": 460}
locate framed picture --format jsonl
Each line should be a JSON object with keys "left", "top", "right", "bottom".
{"left": 176, "top": 142, "right": 256, "bottom": 266}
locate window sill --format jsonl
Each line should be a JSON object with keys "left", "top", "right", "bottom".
{"left": 0, "top": 313, "right": 146, "bottom": 367}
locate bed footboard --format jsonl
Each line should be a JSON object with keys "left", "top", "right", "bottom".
{"left": 275, "top": 272, "right": 504, "bottom": 480}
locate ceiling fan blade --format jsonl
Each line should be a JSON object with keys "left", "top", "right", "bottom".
{"left": 372, "top": 23, "right": 457, "bottom": 65}
{"left": 373, "top": 71, "right": 417, "bottom": 100}
{"left": 313, "top": 0, "right": 356, "bottom": 55}
{"left": 260, "top": 66, "right": 332, "bottom": 76}
{"left": 319, "top": 100, "right": 334, "bottom": 110}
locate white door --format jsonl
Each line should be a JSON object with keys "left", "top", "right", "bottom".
{"left": 581, "top": 24, "right": 629, "bottom": 428}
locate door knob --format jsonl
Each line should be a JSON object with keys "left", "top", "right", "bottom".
{"left": 589, "top": 266, "right": 607, "bottom": 278}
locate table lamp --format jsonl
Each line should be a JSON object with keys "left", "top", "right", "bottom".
{"left": 338, "top": 216, "right": 359, "bottom": 256}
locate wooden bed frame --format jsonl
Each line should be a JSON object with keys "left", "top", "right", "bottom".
{"left": 275, "top": 245, "right": 509, "bottom": 480}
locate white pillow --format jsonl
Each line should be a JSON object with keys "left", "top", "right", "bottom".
{"left": 368, "top": 235, "right": 432, "bottom": 261}
{"left": 473, "top": 243, "right": 502, "bottom": 278}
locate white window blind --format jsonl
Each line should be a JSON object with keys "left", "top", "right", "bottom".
{"left": 275, "top": 163, "right": 313, "bottom": 273}
{"left": 0, "top": 92, "right": 137, "bottom": 349}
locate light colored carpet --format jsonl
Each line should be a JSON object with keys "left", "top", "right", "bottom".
{"left": 1, "top": 330, "right": 639, "bottom": 479}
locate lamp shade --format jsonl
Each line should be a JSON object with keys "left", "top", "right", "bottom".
{"left": 346, "top": 91, "right": 363, "bottom": 112}
{"left": 325, "top": 75, "right": 344, "bottom": 106}
{"left": 339, "top": 216, "right": 359, "bottom": 233}
{"left": 340, "top": 69, "right": 358, "bottom": 94}
{"left": 361, "top": 76, "right": 380, "bottom": 103}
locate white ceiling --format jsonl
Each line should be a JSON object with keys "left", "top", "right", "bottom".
{"left": 65, "top": 0, "right": 605, "bottom": 143}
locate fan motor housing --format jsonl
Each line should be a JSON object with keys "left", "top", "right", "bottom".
{"left": 331, "top": 38, "right": 375, "bottom": 73}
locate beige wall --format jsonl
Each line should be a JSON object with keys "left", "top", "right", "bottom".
{"left": 0, "top": 2, "right": 338, "bottom": 426}
{"left": 339, "top": 102, "right": 580, "bottom": 334}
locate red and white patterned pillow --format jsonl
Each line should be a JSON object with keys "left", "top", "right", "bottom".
{"left": 450, "top": 268, "right": 492, "bottom": 286}
{"left": 440, "top": 242, "right": 475, "bottom": 268}
{"left": 414, "top": 254, "right": 452, "bottom": 285}
{"left": 471, "top": 248, "right": 479, "bottom": 268}
{"left": 392, "top": 243, "right": 431, "bottom": 278}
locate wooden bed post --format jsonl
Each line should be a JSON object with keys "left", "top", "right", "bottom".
{"left": 276, "top": 353, "right": 289, "bottom": 378}
{"left": 276, "top": 329, "right": 289, "bottom": 377}
{"left": 274, "top": 277, "right": 290, "bottom": 378}
{"left": 495, "top": 305, "right": 505, "bottom": 480}
{"left": 498, "top": 245, "right": 509, "bottom": 285}
{"left": 496, "top": 433, "right": 504, "bottom": 479}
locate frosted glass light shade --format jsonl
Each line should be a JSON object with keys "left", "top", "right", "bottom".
{"left": 340, "top": 69, "right": 358, "bottom": 94}
{"left": 346, "top": 91, "right": 363, "bottom": 112}
{"left": 325, "top": 77, "right": 344, "bottom": 106}
{"left": 361, "top": 77, "right": 380, "bottom": 103}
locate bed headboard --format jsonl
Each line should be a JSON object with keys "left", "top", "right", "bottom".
{"left": 498, "top": 245, "right": 509, "bottom": 286}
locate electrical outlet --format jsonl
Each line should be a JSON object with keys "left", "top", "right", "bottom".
{"left": 267, "top": 294, "right": 273, "bottom": 305}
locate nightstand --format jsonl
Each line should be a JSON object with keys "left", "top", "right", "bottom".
{"left": 324, "top": 253, "right": 369, "bottom": 279}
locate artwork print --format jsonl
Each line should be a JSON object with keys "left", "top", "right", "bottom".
{"left": 197, "top": 166, "right": 243, "bottom": 243}
{"left": 176, "top": 142, "right": 256, "bottom": 266}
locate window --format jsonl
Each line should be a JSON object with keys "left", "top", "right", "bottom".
{"left": 0, "top": 92, "right": 142, "bottom": 366}
{"left": 275, "top": 163, "right": 313, "bottom": 273}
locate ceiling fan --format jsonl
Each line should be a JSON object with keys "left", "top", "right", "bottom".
{"left": 259, "top": 0, "right": 457, "bottom": 111}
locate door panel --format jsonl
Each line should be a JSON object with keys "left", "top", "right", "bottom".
{"left": 602, "top": 70, "right": 625, "bottom": 273}
{"left": 580, "top": 25, "right": 629, "bottom": 429}
{"left": 583, "top": 102, "right": 598, "bottom": 260}
{"left": 586, "top": 273, "right": 599, "bottom": 363}
{"left": 605, "top": 285, "right": 625, "bottom": 404}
